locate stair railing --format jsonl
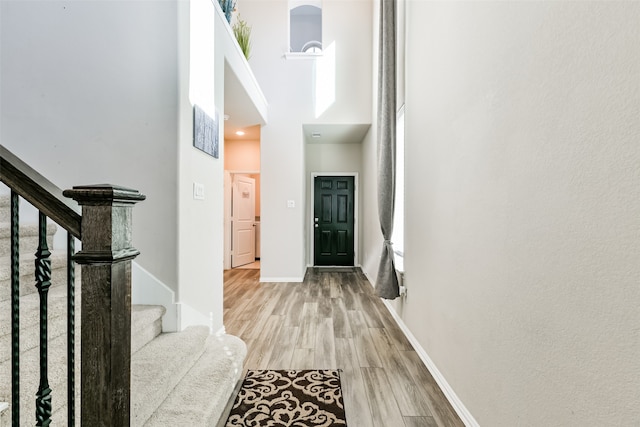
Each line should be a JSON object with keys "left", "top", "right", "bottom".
{"left": 1, "top": 145, "right": 145, "bottom": 426}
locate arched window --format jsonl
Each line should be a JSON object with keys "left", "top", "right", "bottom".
{"left": 289, "top": 1, "right": 322, "bottom": 53}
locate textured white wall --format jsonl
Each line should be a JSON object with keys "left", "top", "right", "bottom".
{"left": 360, "top": 0, "right": 382, "bottom": 282}
{"left": 305, "top": 143, "right": 363, "bottom": 175}
{"left": 0, "top": 0, "right": 233, "bottom": 332}
{"left": 305, "top": 142, "right": 364, "bottom": 265}
{"left": 393, "top": 1, "right": 640, "bottom": 425}
{"left": 175, "top": 0, "right": 225, "bottom": 329}
{"left": 0, "top": 0, "right": 180, "bottom": 288}
{"left": 239, "top": 0, "right": 372, "bottom": 281}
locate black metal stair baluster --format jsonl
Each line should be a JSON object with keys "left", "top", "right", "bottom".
{"left": 34, "top": 212, "right": 52, "bottom": 427}
{"left": 66, "top": 232, "right": 75, "bottom": 427}
{"left": 10, "top": 191, "right": 20, "bottom": 427}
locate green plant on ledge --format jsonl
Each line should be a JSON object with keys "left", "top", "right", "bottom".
{"left": 233, "top": 15, "right": 252, "bottom": 60}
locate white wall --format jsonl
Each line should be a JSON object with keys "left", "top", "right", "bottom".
{"left": 360, "top": 127, "right": 380, "bottom": 279}
{"left": 239, "top": 0, "right": 373, "bottom": 281}
{"left": 305, "top": 142, "right": 363, "bottom": 265}
{"left": 386, "top": 2, "right": 640, "bottom": 425}
{"left": 305, "top": 143, "right": 363, "bottom": 174}
{"left": 0, "top": 0, "right": 180, "bottom": 288}
{"left": 1, "top": 0, "right": 236, "bottom": 333}
{"left": 360, "top": 0, "right": 382, "bottom": 282}
{"left": 174, "top": 0, "right": 226, "bottom": 331}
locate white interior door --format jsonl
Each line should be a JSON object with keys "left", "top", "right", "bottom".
{"left": 232, "top": 175, "right": 256, "bottom": 267}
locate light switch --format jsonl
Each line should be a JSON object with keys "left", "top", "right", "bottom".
{"left": 193, "top": 182, "right": 205, "bottom": 200}
{"left": 287, "top": 200, "right": 295, "bottom": 208}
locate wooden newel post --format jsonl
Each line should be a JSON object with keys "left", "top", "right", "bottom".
{"left": 63, "top": 184, "right": 145, "bottom": 427}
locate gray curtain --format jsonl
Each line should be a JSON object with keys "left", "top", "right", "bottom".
{"left": 375, "top": 0, "right": 399, "bottom": 299}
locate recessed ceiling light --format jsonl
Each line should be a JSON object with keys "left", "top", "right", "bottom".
{"left": 311, "top": 132, "right": 321, "bottom": 138}
{"left": 235, "top": 130, "right": 245, "bottom": 136}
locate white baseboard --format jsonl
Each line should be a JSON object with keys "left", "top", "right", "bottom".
{"left": 132, "top": 262, "right": 178, "bottom": 332}
{"left": 176, "top": 303, "right": 212, "bottom": 333}
{"left": 381, "top": 299, "right": 480, "bottom": 427}
{"left": 361, "top": 269, "right": 478, "bottom": 426}
{"left": 133, "top": 262, "right": 216, "bottom": 334}
{"left": 259, "top": 276, "right": 304, "bottom": 283}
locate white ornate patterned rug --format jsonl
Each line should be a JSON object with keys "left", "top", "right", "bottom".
{"left": 224, "top": 370, "right": 347, "bottom": 426}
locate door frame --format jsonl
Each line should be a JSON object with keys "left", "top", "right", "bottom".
{"left": 224, "top": 169, "right": 260, "bottom": 270}
{"left": 231, "top": 174, "right": 256, "bottom": 268}
{"left": 308, "top": 172, "right": 359, "bottom": 267}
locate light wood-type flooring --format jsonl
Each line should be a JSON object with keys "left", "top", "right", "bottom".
{"left": 222, "top": 267, "right": 464, "bottom": 427}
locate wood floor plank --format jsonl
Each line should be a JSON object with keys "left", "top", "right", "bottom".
{"left": 329, "top": 273, "right": 343, "bottom": 298}
{"left": 243, "top": 315, "right": 283, "bottom": 369}
{"left": 318, "top": 292, "right": 333, "bottom": 318}
{"left": 290, "top": 348, "right": 315, "bottom": 369}
{"left": 314, "top": 317, "right": 336, "bottom": 369}
{"left": 379, "top": 311, "right": 416, "bottom": 352}
{"left": 335, "top": 338, "right": 374, "bottom": 427}
{"left": 401, "top": 351, "right": 464, "bottom": 427}
{"left": 223, "top": 268, "right": 464, "bottom": 427}
{"left": 236, "top": 285, "right": 268, "bottom": 322}
{"left": 356, "top": 292, "right": 386, "bottom": 329}
{"left": 369, "top": 328, "right": 433, "bottom": 417}
{"left": 320, "top": 273, "right": 332, "bottom": 299}
{"left": 403, "top": 416, "right": 439, "bottom": 427}
{"left": 243, "top": 287, "right": 285, "bottom": 341}
{"left": 331, "top": 297, "right": 352, "bottom": 339}
{"left": 224, "top": 317, "right": 250, "bottom": 338}
{"left": 347, "top": 310, "right": 382, "bottom": 368}
{"left": 281, "top": 286, "right": 306, "bottom": 326}
{"left": 296, "top": 302, "right": 319, "bottom": 349}
{"left": 361, "top": 367, "right": 406, "bottom": 427}
{"left": 267, "top": 325, "right": 300, "bottom": 369}
{"left": 270, "top": 282, "right": 299, "bottom": 316}
{"left": 342, "top": 276, "right": 358, "bottom": 310}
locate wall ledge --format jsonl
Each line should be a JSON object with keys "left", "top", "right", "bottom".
{"left": 283, "top": 52, "right": 323, "bottom": 60}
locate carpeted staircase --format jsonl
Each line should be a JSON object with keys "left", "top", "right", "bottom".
{"left": 0, "top": 194, "right": 246, "bottom": 426}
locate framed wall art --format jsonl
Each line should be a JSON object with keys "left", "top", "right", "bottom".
{"left": 193, "top": 104, "right": 219, "bottom": 158}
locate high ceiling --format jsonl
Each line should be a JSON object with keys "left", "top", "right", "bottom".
{"left": 303, "top": 123, "right": 371, "bottom": 144}
{"left": 223, "top": 60, "right": 266, "bottom": 141}
{"left": 224, "top": 123, "right": 261, "bottom": 141}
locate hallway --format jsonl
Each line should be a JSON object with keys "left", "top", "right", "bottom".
{"left": 222, "top": 268, "right": 464, "bottom": 427}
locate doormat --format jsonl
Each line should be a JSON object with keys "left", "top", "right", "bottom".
{"left": 224, "top": 369, "right": 346, "bottom": 426}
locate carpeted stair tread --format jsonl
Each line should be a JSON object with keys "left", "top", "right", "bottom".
{"left": 0, "top": 194, "right": 9, "bottom": 220}
{"left": 0, "top": 286, "right": 73, "bottom": 364}
{"left": 0, "top": 222, "right": 57, "bottom": 258}
{"left": 0, "top": 330, "right": 74, "bottom": 426}
{"left": 131, "top": 325, "right": 210, "bottom": 427}
{"left": 0, "top": 252, "right": 68, "bottom": 281}
{"left": 131, "top": 305, "right": 166, "bottom": 354}
{"left": 143, "top": 334, "right": 247, "bottom": 426}
{"left": 41, "top": 305, "right": 169, "bottom": 426}
{"left": 0, "top": 252, "right": 70, "bottom": 302}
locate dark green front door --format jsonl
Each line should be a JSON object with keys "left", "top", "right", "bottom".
{"left": 314, "top": 176, "right": 355, "bottom": 266}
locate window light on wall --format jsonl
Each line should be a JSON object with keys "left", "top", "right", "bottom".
{"left": 392, "top": 105, "right": 405, "bottom": 265}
